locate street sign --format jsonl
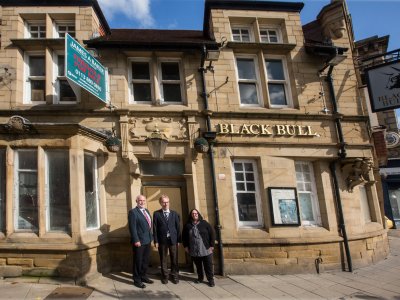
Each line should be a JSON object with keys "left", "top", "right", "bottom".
{"left": 65, "top": 33, "right": 108, "bottom": 103}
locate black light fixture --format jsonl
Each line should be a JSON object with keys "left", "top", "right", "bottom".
{"left": 145, "top": 125, "right": 168, "bottom": 159}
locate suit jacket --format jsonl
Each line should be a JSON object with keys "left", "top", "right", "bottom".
{"left": 128, "top": 207, "right": 153, "bottom": 245}
{"left": 153, "top": 209, "right": 181, "bottom": 245}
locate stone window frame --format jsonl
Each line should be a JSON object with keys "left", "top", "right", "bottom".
{"left": 128, "top": 57, "right": 186, "bottom": 105}
{"left": 264, "top": 54, "right": 292, "bottom": 108}
{"left": 52, "top": 51, "right": 80, "bottom": 104}
{"left": 24, "top": 51, "right": 46, "bottom": 104}
{"left": 295, "top": 161, "right": 322, "bottom": 226}
{"left": 231, "top": 24, "right": 254, "bottom": 42}
{"left": 234, "top": 54, "right": 263, "bottom": 107}
{"left": 231, "top": 159, "right": 264, "bottom": 228}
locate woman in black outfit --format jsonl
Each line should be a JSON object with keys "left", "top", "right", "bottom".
{"left": 182, "top": 209, "right": 216, "bottom": 287}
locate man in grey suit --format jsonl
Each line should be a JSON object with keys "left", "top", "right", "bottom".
{"left": 128, "top": 195, "right": 154, "bottom": 288}
{"left": 153, "top": 194, "right": 181, "bottom": 284}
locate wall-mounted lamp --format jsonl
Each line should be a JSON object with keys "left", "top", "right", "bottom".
{"left": 145, "top": 126, "right": 168, "bottom": 159}
{"left": 206, "top": 49, "right": 220, "bottom": 62}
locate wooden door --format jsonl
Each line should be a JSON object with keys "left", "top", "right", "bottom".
{"left": 143, "top": 186, "right": 186, "bottom": 265}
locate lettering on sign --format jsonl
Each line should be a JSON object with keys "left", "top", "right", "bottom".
{"left": 217, "top": 124, "right": 318, "bottom": 137}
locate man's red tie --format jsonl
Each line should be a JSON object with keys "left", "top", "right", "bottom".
{"left": 142, "top": 210, "right": 151, "bottom": 228}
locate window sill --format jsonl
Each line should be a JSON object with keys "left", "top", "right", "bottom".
{"left": 11, "top": 38, "right": 65, "bottom": 51}
{"left": 228, "top": 41, "right": 296, "bottom": 53}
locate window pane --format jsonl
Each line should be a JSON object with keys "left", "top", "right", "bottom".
{"left": 244, "top": 163, "right": 254, "bottom": 172}
{"left": 58, "top": 55, "right": 65, "bottom": 76}
{"left": 389, "top": 189, "right": 400, "bottom": 220}
{"left": 235, "top": 172, "right": 244, "bottom": 181}
{"left": 161, "top": 62, "right": 180, "bottom": 80}
{"left": 0, "top": 150, "right": 5, "bottom": 232}
{"left": 30, "top": 56, "right": 45, "bottom": 76}
{"left": 266, "top": 59, "right": 285, "bottom": 80}
{"left": 133, "top": 83, "right": 152, "bottom": 102}
{"left": 237, "top": 193, "right": 257, "bottom": 221}
{"left": 163, "top": 84, "right": 182, "bottom": 102}
{"left": 236, "top": 182, "right": 245, "bottom": 191}
{"left": 47, "top": 151, "right": 70, "bottom": 232}
{"left": 84, "top": 154, "right": 99, "bottom": 229}
{"left": 268, "top": 83, "right": 286, "bottom": 105}
{"left": 234, "top": 163, "right": 243, "bottom": 171}
{"left": 31, "top": 80, "right": 45, "bottom": 102}
{"left": 299, "top": 193, "right": 314, "bottom": 222}
{"left": 17, "top": 150, "right": 38, "bottom": 231}
{"left": 132, "top": 62, "right": 150, "bottom": 80}
{"left": 360, "top": 186, "right": 371, "bottom": 222}
{"left": 246, "top": 182, "right": 255, "bottom": 191}
{"left": 237, "top": 59, "right": 256, "bottom": 80}
{"left": 60, "top": 80, "right": 76, "bottom": 101}
{"left": 239, "top": 83, "right": 258, "bottom": 104}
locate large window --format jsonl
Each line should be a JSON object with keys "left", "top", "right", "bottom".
{"left": 236, "top": 57, "right": 260, "bottom": 105}
{"left": 129, "top": 58, "right": 184, "bottom": 104}
{"left": 15, "top": 149, "right": 38, "bottom": 231}
{"left": 295, "top": 161, "right": 321, "bottom": 226}
{"left": 0, "top": 149, "right": 5, "bottom": 232}
{"left": 84, "top": 153, "right": 100, "bottom": 230}
{"left": 232, "top": 160, "right": 262, "bottom": 227}
{"left": 25, "top": 54, "right": 46, "bottom": 103}
{"left": 46, "top": 150, "right": 70, "bottom": 232}
{"left": 265, "top": 57, "right": 290, "bottom": 107}
{"left": 54, "top": 54, "right": 77, "bottom": 103}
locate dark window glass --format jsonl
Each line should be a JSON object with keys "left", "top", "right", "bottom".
{"left": 163, "top": 84, "right": 181, "bottom": 102}
{"left": 161, "top": 62, "right": 180, "bottom": 80}
{"left": 237, "top": 193, "right": 257, "bottom": 221}
{"left": 133, "top": 83, "right": 151, "bottom": 102}
{"left": 140, "top": 160, "right": 184, "bottom": 176}
{"left": 132, "top": 62, "right": 150, "bottom": 80}
{"left": 30, "top": 56, "right": 45, "bottom": 76}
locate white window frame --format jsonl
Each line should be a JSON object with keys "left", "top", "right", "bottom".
{"left": 52, "top": 52, "right": 79, "bottom": 104}
{"left": 14, "top": 149, "right": 38, "bottom": 232}
{"left": 128, "top": 58, "right": 153, "bottom": 104}
{"left": 84, "top": 153, "right": 100, "bottom": 230}
{"left": 231, "top": 25, "right": 253, "bottom": 42}
{"left": 53, "top": 21, "right": 75, "bottom": 38}
{"left": 25, "top": 20, "right": 46, "bottom": 39}
{"left": 235, "top": 54, "right": 262, "bottom": 107}
{"left": 232, "top": 159, "right": 263, "bottom": 228}
{"left": 359, "top": 185, "right": 372, "bottom": 223}
{"left": 158, "top": 58, "right": 185, "bottom": 104}
{"left": 45, "top": 150, "right": 71, "bottom": 233}
{"left": 259, "top": 26, "right": 281, "bottom": 43}
{"left": 295, "top": 161, "right": 321, "bottom": 226}
{"left": 24, "top": 52, "right": 46, "bottom": 104}
{"left": 264, "top": 55, "right": 292, "bottom": 108}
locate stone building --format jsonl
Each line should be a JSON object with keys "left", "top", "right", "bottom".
{"left": 0, "top": 0, "right": 389, "bottom": 281}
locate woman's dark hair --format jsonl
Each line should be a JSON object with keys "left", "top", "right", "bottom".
{"left": 187, "top": 209, "right": 203, "bottom": 223}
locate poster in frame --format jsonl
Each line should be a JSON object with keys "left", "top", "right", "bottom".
{"left": 268, "top": 187, "right": 300, "bottom": 226}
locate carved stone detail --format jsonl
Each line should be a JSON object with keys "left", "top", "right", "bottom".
{"left": 128, "top": 117, "right": 189, "bottom": 141}
{"left": 4, "top": 116, "right": 35, "bottom": 133}
{"left": 341, "top": 158, "right": 374, "bottom": 192}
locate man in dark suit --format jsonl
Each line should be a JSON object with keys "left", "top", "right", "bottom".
{"left": 153, "top": 194, "right": 181, "bottom": 284}
{"left": 128, "top": 194, "right": 154, "bottom": 289}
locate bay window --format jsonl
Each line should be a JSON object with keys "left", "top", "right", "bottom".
{"left": 84, "top": 153, "right": 100, "bottom": 230}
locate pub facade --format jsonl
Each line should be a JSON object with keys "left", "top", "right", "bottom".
{"left": 0, "top": 0, "right": 388, "bottom": 281}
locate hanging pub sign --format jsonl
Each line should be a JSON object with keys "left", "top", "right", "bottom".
{"left": 366, "top": 60, "right": 400, "bottom": 112}
{"left": 65, "top": 33, "right": 108, "bottom": 103}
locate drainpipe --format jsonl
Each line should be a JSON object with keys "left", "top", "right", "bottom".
{"left": 199, "top": 45, "right": 224, "bottom": 276}
{"left": 326, "top": 65, "right": 353, "bottom": 272}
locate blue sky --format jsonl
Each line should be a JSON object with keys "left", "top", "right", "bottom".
{"left": 97, "top": 0, "right": 399, "bottom": 52}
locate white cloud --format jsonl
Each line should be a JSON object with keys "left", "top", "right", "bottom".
{"left": 98, "top": 0, "right": 154, "bottom": 28}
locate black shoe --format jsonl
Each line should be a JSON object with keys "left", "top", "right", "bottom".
{"left": 208, "top": 281, "right": 215, "bottom": 287}
{"left": 134, "top": 282, "right": 146, "bottom": 289}
{"left": 171, "top": 278, "right": 179, "bottom": 284}
{"left": 194, "top": 278, "right": 203, "bottom": 284}
{"left": 161, "top": 279, "right": 168, "bottom": 284}
{"left": 141, "top": 278, "right": 154, "bottom": 284}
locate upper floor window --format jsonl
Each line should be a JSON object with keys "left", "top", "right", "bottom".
{"left": 236, "top": 56, "right": 261, "bottom": 106}
{"left": 25, "top": 54, "right": 46, "bottom": 103}
{"left": 26, "top": 22, "right": 46, "bottom": 38}
{"left": 55, "top": 22, "right": 75, "bottom": 38}
{"left": 265, "top": 57, "right": 290, "bottom": 107}
{"left": 129, "top": 58, "right": 184, "bottom": 104}
{"left": 54, "top": 54, "right": 77, "bottom": 103}
{"left": 232, "top": 159, "right": 263, "bottom": 227}
{"left": 295, "top": 161, "right": 321, "bottom": 226}
{"left": 260, "top": 28, "right": 280, "bottom": 43}
{"left": 231, "top": 26, "right": 252, "bottom": 42}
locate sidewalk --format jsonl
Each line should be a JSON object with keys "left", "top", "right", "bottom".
{"left": 0, "top": 231, "right": 399, "bottom": 299}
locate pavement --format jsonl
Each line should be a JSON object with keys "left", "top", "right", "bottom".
{"left": 1, "top": 231, "right": 400, "bottom": 299}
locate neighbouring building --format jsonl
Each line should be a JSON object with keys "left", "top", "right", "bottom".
{"left": 0, "top": 0, "right": 389, "bottom": 281}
